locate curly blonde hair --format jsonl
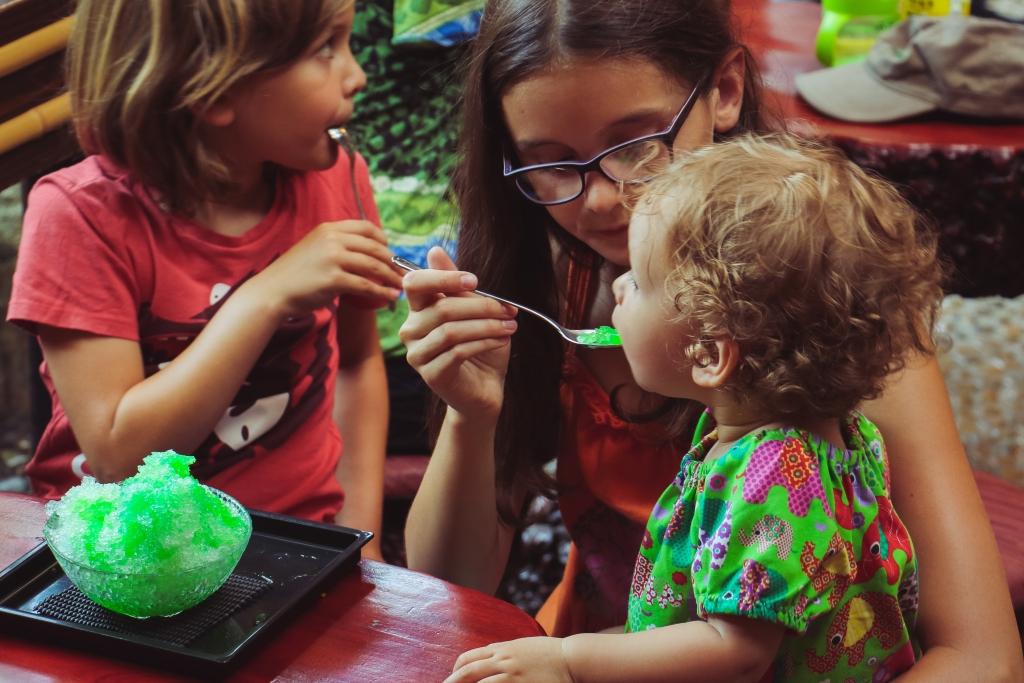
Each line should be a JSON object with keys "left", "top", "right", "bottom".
{"left": 67, "top": 0, "right": 353, "bottom": 215}
{"left": 642, "top": 133, "right": 944, "bottom": 420}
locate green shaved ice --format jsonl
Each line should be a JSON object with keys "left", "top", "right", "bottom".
{"left": 577, "top": 325, "right": 621, "bottom": 347}
{"left": 43, "top": 450, "right": 251, "bottom": 617}
{"left": 137, "top": 449, "right": 196, "bottom": 479}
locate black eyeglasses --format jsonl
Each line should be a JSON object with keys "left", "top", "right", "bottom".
{"left": 502, "top": 77, "right": 706, "bottom": 206}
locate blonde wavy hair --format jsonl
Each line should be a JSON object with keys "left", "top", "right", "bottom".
{"left": 642, "top": 133, "right": 944, "bottom": 420}
{"left": 67, "top": 0, "right": 353, "bottom": 214}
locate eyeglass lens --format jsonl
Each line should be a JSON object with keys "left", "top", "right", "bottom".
{"left": 515, "top": 138, "right": 671, "bottom": 204}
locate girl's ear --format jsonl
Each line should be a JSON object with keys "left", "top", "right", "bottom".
{"left": 691, "top": 339, "right": 740, "bottom": 389}
{"left": 709, "top": 47, "right": 746, "bottom": 134}
{"left": 196, "top": 100, "right": 235, "bottom": 127}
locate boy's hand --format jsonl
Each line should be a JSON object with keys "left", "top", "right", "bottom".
{"left": 443, "top": 637, "right": 575, "bottom": 683}
{"left": 251, "top": 219, "right": 403, "bottom": 319}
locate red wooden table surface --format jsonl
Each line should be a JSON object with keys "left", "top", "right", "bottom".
{"left": 0, "top": 493, "right": 544, "bottom": 682}
{"left": 732, "top": 0, "right": 1024, "bottom": 150}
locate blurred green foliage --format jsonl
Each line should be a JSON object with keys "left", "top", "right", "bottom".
{"left": 350, "top": 0, "right": 467, "bottom": 184}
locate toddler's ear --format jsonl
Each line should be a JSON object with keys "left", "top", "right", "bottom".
{"left": 691, "top": 339, "right": 739, "bottom": 389}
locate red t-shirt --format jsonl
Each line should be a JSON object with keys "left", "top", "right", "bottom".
{"left": 7, "top": 153, "right": 382, "bottom": 522}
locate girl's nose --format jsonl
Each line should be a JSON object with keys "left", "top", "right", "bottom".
{"left": 581, "top": 170, "right": 623, "bottom": 214}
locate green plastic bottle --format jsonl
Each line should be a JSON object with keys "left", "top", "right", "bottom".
{"left": 816, "top": 0, "right": 901, "bottom": 66}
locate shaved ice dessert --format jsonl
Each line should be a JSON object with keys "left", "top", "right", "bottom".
{"left": 577, "top": 325, "right": 622, "bottom": 347}
{"left": 43, "top": 450, "right": 251, "bottom": 618}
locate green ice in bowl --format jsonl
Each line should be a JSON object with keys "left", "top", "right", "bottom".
{"left": 43, "top": 451, "right": 251, "bottom": 618}
{"left": 576, "top": 325, "right": 621, "bottom": 347}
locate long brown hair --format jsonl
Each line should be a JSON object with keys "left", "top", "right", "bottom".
{"left": 442, "top": 0, "right": 775, "bottom": 524}
{"left": 67, "top": 0, "right": 352, "bottom": 215}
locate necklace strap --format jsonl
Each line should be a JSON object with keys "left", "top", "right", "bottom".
{"left": 563, "top": 249, "right": 600, "bottom": 356}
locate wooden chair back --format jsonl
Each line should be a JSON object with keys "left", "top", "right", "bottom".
{"left": 0, "top": 0, "right": 77, "bottom": 192}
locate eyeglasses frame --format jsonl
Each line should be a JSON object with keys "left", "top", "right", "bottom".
{"left": 502, "top": 76, "right": 708, "bottom": 206}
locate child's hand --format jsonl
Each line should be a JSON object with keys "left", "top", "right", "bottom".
{"left": 250, "top": 219, "right": 403, "bottom": 319}
{"left": 443, "top": 637, "right": 575, "bottom": 683}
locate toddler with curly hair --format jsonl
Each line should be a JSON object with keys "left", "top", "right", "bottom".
{"left": 445, "top": 133, "right": 944, "bottom": 682}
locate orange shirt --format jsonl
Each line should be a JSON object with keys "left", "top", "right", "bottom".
{"left": 537, "top": 354, "right": 683, "bottom": 635}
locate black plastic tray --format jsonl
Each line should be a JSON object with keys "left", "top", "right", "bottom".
{"left": 0, "top": 508, "right": 371, "bottom": 678}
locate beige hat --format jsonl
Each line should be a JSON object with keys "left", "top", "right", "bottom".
{"left": 795, "top": 15, "right": 1024, "bottom": 123}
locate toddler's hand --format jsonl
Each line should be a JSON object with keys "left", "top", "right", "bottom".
{"left": 250, "top": 219, "right": 403, "bottom": 319}
{"left": 443, "top": 636, "right": 575, "bottom": 683}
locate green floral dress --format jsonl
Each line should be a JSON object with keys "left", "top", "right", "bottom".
{"left": 626, "top": 411, "right": 919, "bottom": 682}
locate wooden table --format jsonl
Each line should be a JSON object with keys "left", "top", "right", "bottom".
{"left": 0, "top": 494, "right": 544, "bottom": 682}
{"left": 733, "top": 0, "right": 1024, "bottom": 297}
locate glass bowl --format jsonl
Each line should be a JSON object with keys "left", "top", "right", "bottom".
{"left": 43, "top": 487, "right": 252, "bottom": 619}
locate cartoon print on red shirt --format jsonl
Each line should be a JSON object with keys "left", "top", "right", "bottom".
{"left": 138, "top": 267, "right": 334, "bottom": 479}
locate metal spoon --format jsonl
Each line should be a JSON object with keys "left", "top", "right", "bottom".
{"left": 327, "top": 127, "right": 368, "bottom": 220}
{"left": 330, "top": 126, "right": 397, "bottom": 311}
{"left": 391, "top": 256, "right": 622, "bottom": 348}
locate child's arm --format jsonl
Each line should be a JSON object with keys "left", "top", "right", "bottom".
{"left": 402, "top": 248, "right": 522, "bottom": 594}
{"left": 332, "top": 300, "right": 388, "bottom": 560}
{"left": 37, "top": 289, "right": 290, "bottom": 482}
{"left": 444, "top": 616, "right": 785, "bottom": 683}
{"left": 37, "top": 219, "right": 402, "bottom": 483}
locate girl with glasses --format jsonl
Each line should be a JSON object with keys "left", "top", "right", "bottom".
{"left": 398, "top": 1, "right": 1022, "bottom": 679}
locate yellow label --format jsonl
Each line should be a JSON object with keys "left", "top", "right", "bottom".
{"left": 899, "top": 0, "right": 971, "bottom": 16}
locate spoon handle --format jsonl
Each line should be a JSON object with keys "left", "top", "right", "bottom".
{"left": 391, "top": 256, "right": 572, "bottom": 339}
{"left": 392, "top": 256, "right": 515, "bottom": 304}
{"left": 390, "top": 257, "right": 622, "bottom": 347}
{"left": 327, "top": 127, "right": 367, "bottom": 220}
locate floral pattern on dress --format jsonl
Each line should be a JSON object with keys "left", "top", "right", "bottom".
{"left": 626, "top": 411, "right": 919, "bottom": 682}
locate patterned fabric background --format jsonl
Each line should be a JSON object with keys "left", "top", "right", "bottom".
{"left": 351, "top": 0, "right": 468, "bottom": 356}
{"left": 393, "top": 0, "right": 484, "bottom": 46}
{"left": 936, "top": 295, "right": 1024, "bottom": 486}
